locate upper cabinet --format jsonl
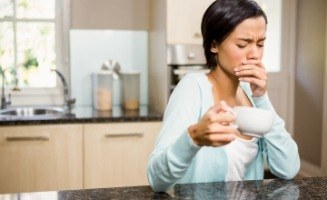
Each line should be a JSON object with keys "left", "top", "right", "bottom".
{"left": 166, "top": 0, "right": 215, "bottom": 44}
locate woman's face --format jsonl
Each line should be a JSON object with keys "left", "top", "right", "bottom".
{"left": 215, "top": 16, "right": 266, "bottom": 74}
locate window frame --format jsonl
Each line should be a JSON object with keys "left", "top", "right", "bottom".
{"left": 0, "top": 0, "right": 70, "bottom": 106}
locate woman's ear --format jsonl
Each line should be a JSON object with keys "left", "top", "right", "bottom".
{"left": 210, "top": 41, "right": 219, "bottom": 53}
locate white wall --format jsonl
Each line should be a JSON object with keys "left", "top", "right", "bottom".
{"left": 69, "top": 0, "right": 150, "bottom": 107}
{"left": 255, "top": 0, "right": 282, "bottom": 72}
{"left": 294, "top": 0, "right": 326, "bottom": 167}
{"left": 70, "top": 30, "right": 148, "bottom": 107}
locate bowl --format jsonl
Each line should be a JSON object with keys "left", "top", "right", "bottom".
{"left": 233, "top": 106, "right": 275, "bottom": 138}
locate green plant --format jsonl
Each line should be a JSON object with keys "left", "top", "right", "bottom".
{"left": 0, "top": 49, "right": 4, "bottom": 56}
{"left": 0, "top": 65, "right": 6, "bottom": 88}
{"left": 18, "top": 0, "right": 29, "bottom": 9}
{"left": 0, "top": 65, "right": 4, "bottom": 77}
{"left": 40, "top": 26, "right": 51, "bottom": 36}
{"left": 0, "top": 65, "right": 18, "bottom": 87}
{"left": 9, "top": 67, "right": 18, "bottom": 88}
{"left": 23, "top": 49, "right": 38, "bottom": 70}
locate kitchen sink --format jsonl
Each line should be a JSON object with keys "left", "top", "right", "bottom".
{"left": 0, "top": 106, "right": 65, "bottom": 119}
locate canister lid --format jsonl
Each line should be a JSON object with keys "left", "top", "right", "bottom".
{"left": 93, "top": 70, "right": 113, "bottom": 75}
{"left": 120, "top": 70, "right": 140, "bottom": 74}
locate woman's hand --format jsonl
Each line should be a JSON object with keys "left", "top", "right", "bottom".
{"left": 234, "top": 60, "right": 268, "bottom": 97}
{"left": 188, "top": 101, "right": 238, "bottom": 147}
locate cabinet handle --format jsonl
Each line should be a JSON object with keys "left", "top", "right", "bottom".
{"left": 6, "top": 136, "right": 50, "bottom": 142}
{"left": 193, "top": 32, "right": 202, "bottom": 38}
{"left": 105, "top": 132, "right": 144, "bottom": 138}
{"left": 188, "top": 52, "right": 195, "bottom": 60}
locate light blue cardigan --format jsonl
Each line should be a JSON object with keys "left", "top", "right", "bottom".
{"left": 147, "top": 73, "right": 300, "bottom": 192}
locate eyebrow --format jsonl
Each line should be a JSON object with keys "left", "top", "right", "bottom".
{"left": 237, "top": 37, "right": 266, "bottom": 42}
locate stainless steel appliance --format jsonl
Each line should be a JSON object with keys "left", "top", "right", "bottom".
{"left": 167, "top": 44, "right": 209, "bottom": 94}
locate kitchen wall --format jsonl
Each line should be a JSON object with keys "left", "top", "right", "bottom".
{"left": 70, "top": 30, "right": 148, "bottom": 106}
{"left": 69, "top": 0, "right": 150, "bottom": 106}
{"left": 70, "top": 0, "right": 149, "bottom": 30}
{"left": 294, "top": 0, "right": 326, "bottom": 169}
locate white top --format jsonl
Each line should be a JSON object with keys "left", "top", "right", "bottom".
{"left": 225, "top": 137, "right": 259, "bottom": 181}
{"left": 147, "top": 73, "right": 300, "bottom": 192}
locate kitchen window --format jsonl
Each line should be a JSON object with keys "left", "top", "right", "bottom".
{"left": 0, "top": 0, "right": 69, "bottom": 105}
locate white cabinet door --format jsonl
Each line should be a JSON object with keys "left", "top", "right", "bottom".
{"left": 0, "top": 125, "right": 83, "bottom": 193}
{"left": 84, "top": 122, "right": 161, "bottom": 188}
{"left": 167, "top": 0, "right": 215, "bottom": 44}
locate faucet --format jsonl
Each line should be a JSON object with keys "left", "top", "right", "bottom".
{"left": 51, "top": 69, "right": 75, "bottom": 111}
{"left": 0, "top": 69, "right": 11, "bottom": 110}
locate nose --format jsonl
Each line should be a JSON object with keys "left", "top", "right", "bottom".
{"left": 247, "top": 45, "right": 261, "bottom": 60}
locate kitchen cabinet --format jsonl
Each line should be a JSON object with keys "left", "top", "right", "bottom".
{"left": 0, "top": 121, "right": 162, "bottom": 193}
{"left": 166, "top": 0, "right": 215, "bottom": 44}
{"left": 149, "top": 0, "right": 215, "bottom": 112}
{"left": 0, "top": 124, "right": 83, "bottom": 193}
{"left": 83, "top": 122, "right": 161, "bottom": 188}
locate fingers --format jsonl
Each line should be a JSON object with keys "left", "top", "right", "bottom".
{"left": 188, "top": 121, "right": 237, "bottom": 147}
{"left": 204, "top": 117, "right": 238, "bottom": 146}
{"left": 234, "top": 61, "right": 268, "bottom": 96}
{"left": 219, "top": 100, "right": 234, "bottom": 113}
{"left": 234, "top": 64, "right": 267, "bottom": 81}
{"left": 197, "top": 128, "right": 237, "bottom": 147}
{"left": 189, "top": 101, "right": 238, "bottom": 147}
{"left": 240, "top": 60, "right": 264, "bottom": 68}
{"left": 238, "top": 76, "right": 267, "bottom": 88}
{"left": 210, "top": 100, "right": 234, "bottom": 114}
{"left": 207, "top": 101, "right": 236, "bottom": 124}
{"left": 206, "top": 111, "right": 236, "bottom": 124}
{"left": 195, "top": 134, "right": 235, "bottom": 147}
{"left": 206, "top": 121, "right": 238, "bottom": 134}
{"left": 208, "top": 133, "right": 236, "bottom": 147}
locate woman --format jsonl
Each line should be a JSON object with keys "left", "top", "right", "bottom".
{"left": 147, "top": 0, "right": 300, "bottom": 192}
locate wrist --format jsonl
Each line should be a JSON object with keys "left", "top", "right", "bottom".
{"left": 252, "top": 90, "right": 267, "bottom": 97}
{"left": 188, "top": 124, "right": 200, "bottom": 146}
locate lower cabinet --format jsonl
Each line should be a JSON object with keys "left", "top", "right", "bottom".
{"left": 0, "top": 121, "right": 162, "bottom": 193}
{"left": 83, "top": 122, "right": 161, "bottom": 188}
{"left": 0, "top": 124, "right": 83, "bottom": 193}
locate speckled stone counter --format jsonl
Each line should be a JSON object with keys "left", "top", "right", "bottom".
{"left": 0, "top": 106, "right": 162, "bottom": 126}
{"left": 0, "top": 177, "right": 326, "bottom": 199}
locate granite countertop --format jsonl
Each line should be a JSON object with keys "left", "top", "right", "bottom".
{"left": 0, "top": 177, "right": 326, "bottom": 199}
{"left": 0, "top": 106, "right": 163, "bottom": 126}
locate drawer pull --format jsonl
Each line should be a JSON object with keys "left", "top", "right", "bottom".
{"left": 6, "top": 136, "right": 50, "bottom": 142}
{"left": 193, "top": 32, "right": 202, "bottom": 38}
{"left": 105, "top": 133, "right": 144, "bottom": 138}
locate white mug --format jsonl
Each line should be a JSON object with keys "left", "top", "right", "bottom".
{"left": 233, "top": 106, "right": 275, "bottom": 138}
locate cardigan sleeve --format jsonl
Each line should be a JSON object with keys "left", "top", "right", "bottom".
{"left": 252, "top": 93, "right": 300, "bottom": 179}
{"left": 147, "top": 74, "right": 202, "bottom": 192}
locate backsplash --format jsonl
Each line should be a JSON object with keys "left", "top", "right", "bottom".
{"left": 70, "top": 30, "right": 148, "bottom": 107}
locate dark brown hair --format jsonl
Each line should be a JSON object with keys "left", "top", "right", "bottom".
{"left": 201, "top": 0, "right": 267, "bottom": 69}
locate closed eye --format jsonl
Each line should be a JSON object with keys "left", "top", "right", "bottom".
{"left": 257, "top": 38, "right": 266, "bottom": 47}
{"left": 237, "top": 44, "right": 247, "bottom": 48}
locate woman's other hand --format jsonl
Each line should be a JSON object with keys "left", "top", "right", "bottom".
{"left": 188, "top": 101, "right": 237, "bottom": 147}
{"left": 234, "top": 60, "right": 267, "bottom": 97}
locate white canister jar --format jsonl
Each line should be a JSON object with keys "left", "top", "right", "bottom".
{"left": 92, "top": 71, "right": 114, "bottom": 111}
{"left": 120, "top": 70, "right": 140, "bottom": 110}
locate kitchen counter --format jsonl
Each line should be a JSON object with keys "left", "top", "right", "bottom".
{"left": 0, "top": 106, "right": 162, "bottom": 126}
{"left": 0, "top": 177, "right": 326, "bottom": 199}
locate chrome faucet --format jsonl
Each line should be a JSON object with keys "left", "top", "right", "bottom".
{"left": 51, "top": 69, "right": 75, "bottom": 111}
{"left": 0, "top": 69, "right": 11, "bottom": 110}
